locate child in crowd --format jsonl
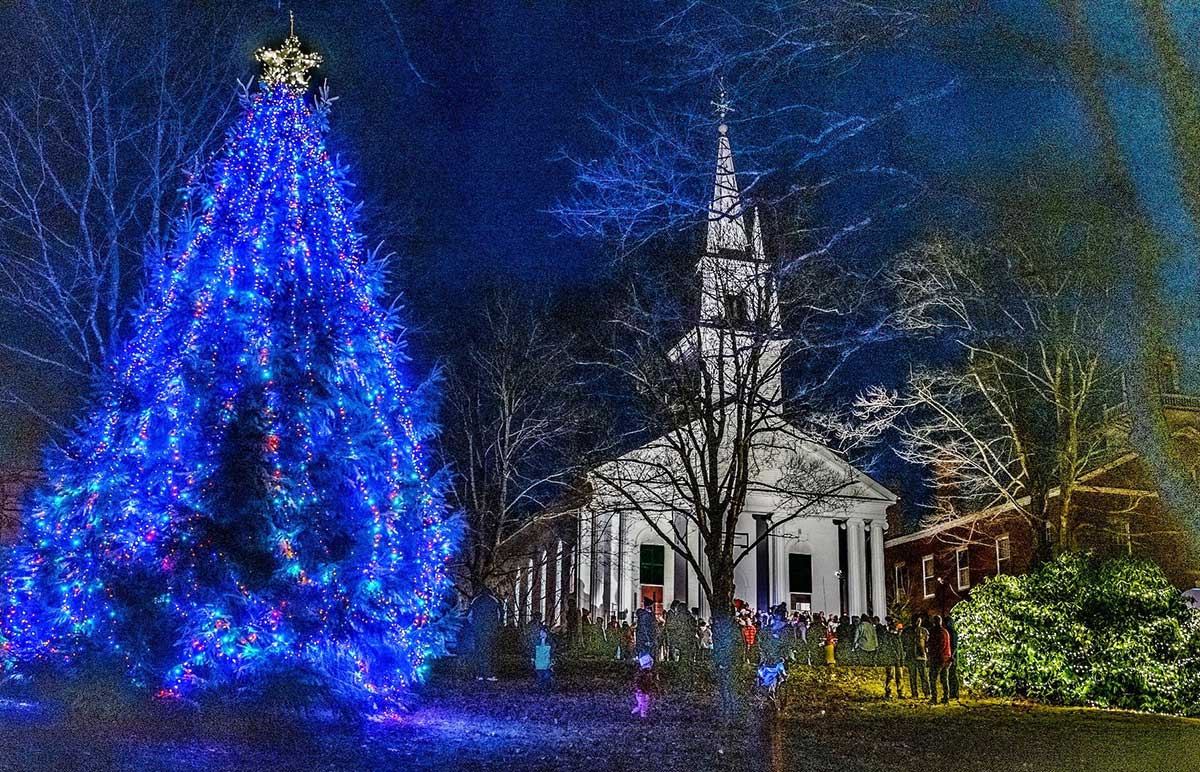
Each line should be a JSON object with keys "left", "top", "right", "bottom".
{"left": 823, "top": 626, "right": 838, "bottom": 666}
{"left": 631, "top": 653, "right": 661, "bottom": 719}
{"left": 532, "top": 627, "right": 553, "bottom": 690}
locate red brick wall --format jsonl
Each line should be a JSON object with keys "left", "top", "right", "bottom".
{"left": 884, "top": 513, "right": 1035, "bottom": 617}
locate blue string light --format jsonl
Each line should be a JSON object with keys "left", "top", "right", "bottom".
{"left": 1, "top": 74, "right": 457, "bottom": 712}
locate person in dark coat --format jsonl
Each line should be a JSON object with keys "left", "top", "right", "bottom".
{"left": 882, "top": 617, "right": 905, "bottom": 699}
{"left": 946, "top": 613, "right": 960, "bottom": 700}
{"left": 635, "top": 596, "right": 658, "bottom": 656}
{"left": 468, "top": 587, "right": 501, "bottom": 681}
{"left": 927, "top": 614, "right": 953, "bottom": 704}
{"left": 664, "top": 601, "right": 687, "bottom": 661}
{"left": 906, "top": 615, "right": 930, "bottom": 699}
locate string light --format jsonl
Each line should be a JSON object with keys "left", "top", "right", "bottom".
{"left": 1, "top": 35, "right": 457, "bottom": 712}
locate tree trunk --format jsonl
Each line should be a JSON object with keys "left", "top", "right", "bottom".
{"left": 1029, "top": 491, "right": 1053, "bottom": 567}
{"left": 707, "top": 560, "right": 739, "bottom": 719}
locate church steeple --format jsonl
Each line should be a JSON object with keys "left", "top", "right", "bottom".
{"left": 698, "top": 113, "right": 776, "bottom": 331}
{"left": 706, "top": 122, "right": 749, "bottom": 255}
{"left": 672, "top": 102, "right": 787, "bottom": 403}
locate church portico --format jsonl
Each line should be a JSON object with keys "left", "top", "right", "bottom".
{"left": 576, "top": 503, "right": 891, "bottom": 620}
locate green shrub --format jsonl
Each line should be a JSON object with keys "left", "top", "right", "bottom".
{"left": 955, "top": 553, "right": 1200, "bottom": 716}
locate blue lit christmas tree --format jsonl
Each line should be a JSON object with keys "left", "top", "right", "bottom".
{"left": 1, "top": 27, "right": 456, "bottom": 711}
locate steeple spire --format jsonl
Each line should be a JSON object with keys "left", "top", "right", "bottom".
{"left": 706, "top": 84, "right": 748, "bottom": 255}
{"left": 749, "top": 207, "right": 765, "bottom": 262}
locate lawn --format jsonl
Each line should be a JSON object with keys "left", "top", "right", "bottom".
{"left": 0, "top": 664, "right": 1195, "bottom": 771}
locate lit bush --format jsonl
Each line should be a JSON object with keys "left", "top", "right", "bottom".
{"left": 955, "top": 553, "right": 1200, "bottom": 716}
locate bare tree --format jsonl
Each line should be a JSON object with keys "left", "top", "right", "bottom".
{"left": 0, "top": 0, "right": 240, "bottom": 428}
{"left": 852, "top": 235, "right": 1123, "bottom": 558}
{"left": 441, "top": 298, "right": 594, "bottom": 599}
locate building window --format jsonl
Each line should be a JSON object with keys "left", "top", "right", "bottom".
{"left": 893, "top": 562, "right": 908, "bottom": 599}
{"left": 922, "top": 555, "right": 935, "bottom": 599}
{"left": 995, "top": 534, "right": 1011, "bottom": 574}
{"left": 722, "top": 292, "right": 748, "bottom": 325}
{"left": 788, "top": 553, "right": 813, "bottom": 611}
{"left": 956, "top": 547, "right": 970, "bottom": 590}
{"left": 733, "top": 532, "right": 749, "bottom": 548}
{"left": 639, "top": 543, "right": 665, "bottom": 615}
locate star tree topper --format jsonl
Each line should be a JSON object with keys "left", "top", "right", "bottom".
{"left": 255, "top": 12, "right": 322, "bottom": 90}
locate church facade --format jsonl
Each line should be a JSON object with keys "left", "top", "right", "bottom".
{"left": 566, "top": 119, "right": 896, "bottom": 622}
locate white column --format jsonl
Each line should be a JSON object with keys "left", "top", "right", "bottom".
{"left": 539, "top": 548, "right": 549, "bottom": 622}
{"left": 554, "top": 538, "right": 566, "bottom": 626}
{"left": 773, "top": 530, "right": 787, "bottom": 608}
{"left": 621, "top": 540, "right": 636, "bottom": 618}
{"left": 578, "top": 513, "right": 593, "bottom": 614}
{"left": 870, "top": 521, "right": 887, "bottom": 619}
{"left": 525, "top": 558, "right": 534, "bottom": 623}
{"left": 846, "top": 518, "right": 866, "bottom": 617}
{"left": 608, "top": 515, "right": 620, "bottom": 618}
{"left": 687, "top": 522, "right": 701, "bottom": 611}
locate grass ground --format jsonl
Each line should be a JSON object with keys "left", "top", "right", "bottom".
{"left": 0, "top": 664, "right": 1196, "bottom": 771}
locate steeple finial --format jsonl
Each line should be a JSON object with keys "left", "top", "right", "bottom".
{"left": 712, "top": 77, "right": 734, "bottom": 130}
{"left": 255, "top": 13, "right": 323, "bottom": 90}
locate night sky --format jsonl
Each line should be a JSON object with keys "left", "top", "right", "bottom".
{"left": 2, "top": 0, "right": 1199, "bottom": 467}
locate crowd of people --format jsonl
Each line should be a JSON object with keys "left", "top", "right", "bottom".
{"left": 465, "top": 588, "right": 963, "bottom": 718}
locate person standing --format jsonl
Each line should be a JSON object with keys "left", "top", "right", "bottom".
{"left": 684, "top": 607, "right": 701, "bottom": 665}
{"left": 631, "top": 653, "right": 662, "bottom": 719}
{"left": 608, "top": 614, "right": 622, "bottom": 659}
{"left": 532, "top": 626, "right": 554, "bottom": 690}
{"left": 635, "top": 597, "right": 658, "bottom": 657}
{"left": 854, "top": 614, "right": 879, "bottom": 665}
{"left": 906, "top": 615, "right": 930, "bottom": 700}
{"left": 698, "top": 619, "right": 714, "bottom": 653}
{"left": 664, "top": 600, "right": 686, "bottom": 662}
{"left": 946, "top": 613, "right": 961, "bottom": 700}
{"left": 882, "top": 617, "right": 905, "bottom": 699}
{"left": 927, "top": 614, "right": 953, "bottom": 705}
{"left": 468, "top": 587, "right": 501, "bottom": 682}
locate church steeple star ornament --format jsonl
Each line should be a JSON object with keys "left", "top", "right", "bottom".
{"left": 255, "top": 11, "right": 323, "bottom": 90}
{"left": 712, "top": 77, "right": 735, "bottom": 131}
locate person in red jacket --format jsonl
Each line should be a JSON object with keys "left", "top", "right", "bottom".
{"left": 927, "top": 614, "right": 953, "bottom": 705}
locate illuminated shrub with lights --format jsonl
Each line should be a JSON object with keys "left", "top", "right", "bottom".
{"left": 0, "top": 33, "right": 457, "bottom": 713}
{"left": 955, "top": 552, "right": 1200, "bottom": 716}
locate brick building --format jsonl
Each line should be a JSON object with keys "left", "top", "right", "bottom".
{"left": 884, "top": 392, "right": 1200, "bottom": 617}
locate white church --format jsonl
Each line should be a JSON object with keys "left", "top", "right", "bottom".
{"left": 568, "top": 117, "right": 897, "bottom": 622}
